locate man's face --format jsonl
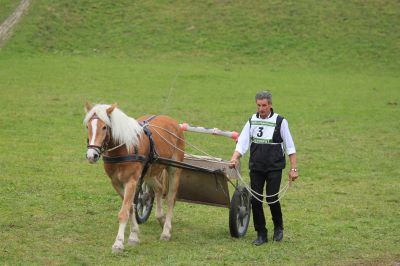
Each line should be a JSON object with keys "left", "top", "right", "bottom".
{"left": 256, "top": 98, "right": 272, "bottom": 118}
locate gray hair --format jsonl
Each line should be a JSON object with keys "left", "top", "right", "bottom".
{"left": 255, "top": 91, "right": 272, "bottom": 103}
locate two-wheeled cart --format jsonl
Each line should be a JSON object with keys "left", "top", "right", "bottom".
{"left": 134, "top": 125, "right": 252, "bottom": 238}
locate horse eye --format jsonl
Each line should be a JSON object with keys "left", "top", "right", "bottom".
{"left": 102, "top": 126, "right": 107, "bottom": 130}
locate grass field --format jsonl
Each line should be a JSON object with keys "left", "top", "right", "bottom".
{"left": 1, "top": 1, "right": 399, "bottom": 265}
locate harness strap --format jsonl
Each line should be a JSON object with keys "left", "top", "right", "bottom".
{"left": 140, "top": 115, "right": 159, "bottom": 163}
{"left": 136, "top": 115, "right": 159, "bottom": 180}
{"left": 102, "top": 116, "right": 159, "bottom": 182}
{"left": 102, "top": 115, "right": 158, "bottom": 163}
{"left": 103, "top": 154, "right": 147, "bottom": 163}
{"left": 143, "top": 127, "right": 157, "bottom": 162}
{"left": 141, "top": 115, "right": 158, "bottom": 124}
{"left": 87, "top": 144, "right": 103, "bottom": 153}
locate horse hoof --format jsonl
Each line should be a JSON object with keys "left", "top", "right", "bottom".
{"left": 160, "top": 233, "right": 171, "bottom": 241}
{"left": 112, "top": 244, "right": 124, "bottom": 253}
{"left": 128, "top": 238, "right": 140, "bottom": 246}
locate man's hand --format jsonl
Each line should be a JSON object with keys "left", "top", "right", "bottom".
{"left": 229, "top": 159, "right": 239, "bottom": 169}
{"left": 229, "top": 151, "right": 241, "bottom": 169}
{"left": 289, "top": 168, "right": 299, "bottom": 181}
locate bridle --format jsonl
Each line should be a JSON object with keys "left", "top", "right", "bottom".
{"left": 86, "top": 138, "right": 109, "bottom": 155}
{"left": 86, "top": 116, "right": 112, "bottom": 156}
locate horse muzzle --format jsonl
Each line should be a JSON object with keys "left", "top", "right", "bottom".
{"left": 86, "top": 148, "right": 101, "bottom": 164}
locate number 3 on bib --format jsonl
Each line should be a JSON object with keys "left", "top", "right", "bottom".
{"left": 257, "top": 127, "right": 264, "bottom": 137}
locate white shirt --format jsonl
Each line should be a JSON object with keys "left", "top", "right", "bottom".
{"left": 235, "top": 113, "right": 296, "bottom": 156}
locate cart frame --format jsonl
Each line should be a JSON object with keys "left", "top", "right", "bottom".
{"left": 134, "top": 153, "right": 252, "bottom": 238}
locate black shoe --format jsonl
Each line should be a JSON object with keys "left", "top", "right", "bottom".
{"left": 273, "top": 228, "right": 283, "bottom": 242}
{"left": 252, "top": 233, "right": 267, "bottom": 246}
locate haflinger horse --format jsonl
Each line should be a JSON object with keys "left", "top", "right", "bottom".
{"left": 83, "top": 102, "right": 185, "bottom": 253}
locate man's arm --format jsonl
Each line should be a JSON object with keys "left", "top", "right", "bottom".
{"left": 229, "top": 121, "right": 250, "bottom": 168}
{"left": 281, "top": 119, "right": 298, "bottom": 181}
{"left": 288, "top": 153, "right": 298, "bottom": 181}
{"left": 230, "top": 151, "right": 242, "bottom": 168}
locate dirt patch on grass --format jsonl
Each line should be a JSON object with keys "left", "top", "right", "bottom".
{"left": 0, "top": 0, "right": 31, "bottom": 48}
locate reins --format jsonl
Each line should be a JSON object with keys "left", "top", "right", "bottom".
{"left": 86, "top": 116, "right": 291, "bottom": 206}
{"left": 147, "top": 124, "right": 292, "bottom": 206}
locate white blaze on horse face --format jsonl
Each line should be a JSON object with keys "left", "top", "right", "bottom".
{"left": 86, "top": 119, "right": 99, "bottom": 162}
{"left": 90, "top": 119, "right": 98, "bottom": 145}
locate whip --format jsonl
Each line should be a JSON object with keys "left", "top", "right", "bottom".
{"left": 179, "top": 123, "right": 239, "bottom": 141}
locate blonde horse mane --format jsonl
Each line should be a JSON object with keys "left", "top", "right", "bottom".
{"left": 84, "top": 104, "right": 143, "bottom": 152}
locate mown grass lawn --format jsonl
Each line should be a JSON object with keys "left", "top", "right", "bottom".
{"left": 0, "top": 54, "right": 399, "bottom": 265}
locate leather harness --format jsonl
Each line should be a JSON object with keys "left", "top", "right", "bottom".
{"left": 90, "top": 115, "right": 222, "bottom": 181}
{"left": 102, "top": 115, "right": 158, "bottom": 165}
{"left": 102, "top": 115, "right": 158, "bottom": 181}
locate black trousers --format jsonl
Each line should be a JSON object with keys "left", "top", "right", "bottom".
{"left": 250, "top": 169, "right": 283, "bottom": 234}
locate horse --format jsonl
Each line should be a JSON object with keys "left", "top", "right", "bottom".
{"left": 83, "top": 102, "right": 185, "bottom": 253}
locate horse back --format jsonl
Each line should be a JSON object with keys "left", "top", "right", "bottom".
{"left": 137, "top": 115, "right": 185, "bottom": 162}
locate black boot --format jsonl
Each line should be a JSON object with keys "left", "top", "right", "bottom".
{"left": 252, "top": 231, "right": 267, "bottom": 246}
{"left": 273, "top": 227, "right": 283, "bottom": 242}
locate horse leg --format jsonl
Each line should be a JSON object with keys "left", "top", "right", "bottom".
{"left": 155, "top": 190, "right": 166, "bottom": 227}
{"left": 111, "top": 178, "right": 124, "bottom": 199}
{"left": 128, "top": 208, "right": 140, "bottom": 246}
{"left": 128, "top": 182, "right": 140, "bottom": 246}
{"left": 160, "top": 166, "right": 181, "bottom": 241}
{"left": 112, "top": 178, "right": 138, "bottom": 253}
{"left": 154, "top": 170, "right": 167, "bottom": 227}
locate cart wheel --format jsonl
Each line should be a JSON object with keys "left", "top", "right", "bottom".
{"left": 229, "top": 186, "right": 251, "bottom": 238}
{"left": 134, "top": 182, "right": 154, "bottom": 224}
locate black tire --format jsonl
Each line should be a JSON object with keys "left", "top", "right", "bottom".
{"left": 229, "top": 186, "right": 251, "bottom": 238}
{"left": 134, "top": 182, "right": 154, "bottom": 224}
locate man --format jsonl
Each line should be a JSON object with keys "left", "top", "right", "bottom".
{"left": 230, "top": 91, "right": 298, "bottom": 245}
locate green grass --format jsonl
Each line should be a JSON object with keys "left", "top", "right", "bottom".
{"left": 3, "top": 0, "right": 400, "bottom": 71}
{"left": 1, "top": 55, "right": 399, "bottom": 265}
{"left": 1, "top": 0, "right": 399, "bottom": 265}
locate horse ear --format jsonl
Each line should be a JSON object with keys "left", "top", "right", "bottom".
{"left": 84, "top": 102, "right": 93, "bottom": 113}
{"left": 106, "top": 103, "right": 117, "bottom": 116}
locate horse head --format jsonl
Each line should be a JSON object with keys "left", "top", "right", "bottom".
{"left": 84, "top": 102, "right": 116, "bottom": 163}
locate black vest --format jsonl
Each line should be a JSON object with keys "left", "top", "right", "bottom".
{"left": 248, "top": 112, "right": 286, "bottom": 171}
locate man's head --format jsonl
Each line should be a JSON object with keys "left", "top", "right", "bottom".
{"left": 255, "top": 91, "right": 272, "bottom": 119}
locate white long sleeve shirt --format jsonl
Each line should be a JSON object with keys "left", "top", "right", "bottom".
{"left": 235, "top": 113, "right": 296, "bottom": 156}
